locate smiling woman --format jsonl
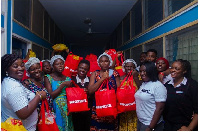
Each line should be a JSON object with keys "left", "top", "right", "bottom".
{"left": 1, "top": 54, "right": 47, "bottom": 131}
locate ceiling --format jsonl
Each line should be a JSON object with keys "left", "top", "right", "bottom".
{"left": 39, "top": 0, "right": 137, "bottom": 47}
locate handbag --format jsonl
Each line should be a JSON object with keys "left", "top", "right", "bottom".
{"left": 95, "top": 79, "right": 118, "bottom": 118}
{"left": 66, "top": 80, "right": 90, "bottom": 114}
{"left": 37, "top": 99, "right": 59, "bottom": 131}
{"left": 116, "top": 72, "right": 136, "bottom": 114}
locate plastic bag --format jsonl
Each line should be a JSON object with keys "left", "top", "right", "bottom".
{"left": 29, "top": 50, "right": 36, "bottom": 57}
{"left": 1, "top": 117, "right": 27, "bottom": 131}
{"left": 52, "top": 44, "right": 68, "bottom": 51}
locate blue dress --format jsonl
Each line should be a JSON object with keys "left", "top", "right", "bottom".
{"left": 46, "top": 74, "right": 74, "bottom": 131}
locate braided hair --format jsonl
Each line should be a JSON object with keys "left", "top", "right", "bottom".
{"left": 174, "top": 59, "right": 191, "bottom": 79}
{"left": 1, "top": 54, "right": 21, "bottom": 81}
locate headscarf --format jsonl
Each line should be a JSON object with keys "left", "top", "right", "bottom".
{"left": 122, "top": 59, "right": 137, "bottom": 72}
{"left": 50, "top": 55, "right": 65, "bottom": 67}
{"left": 97, "top": 53, "right": 113, "bottom": 67}
{"left": 156, "top": 57, "right": 169, "bottom": 69}
{"left": 25, "top": 57, "right": 40, "bottom": 71}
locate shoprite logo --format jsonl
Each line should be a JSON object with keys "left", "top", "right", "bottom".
{"left": 96, "top": 104, "right": 112, "bottom": 109}
{"left": 119, "top": 101, "right": 135, "bottom": 106}
{"left": 69, "top": 99, "right": 87, "bottom": 104}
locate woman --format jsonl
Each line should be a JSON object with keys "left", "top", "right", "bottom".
{"left": 42, "top": 59, "right": 52, "bottom": 75}
{"left": 1, "top": 54, "right": 46, "bottom": 131}
{"left": 88, "top": 53, "right": 120, "bottom": 131}
{"left": 135, "top": 61, "right": 167, "bottom": 131}
{"left": 156, "top": 57, "right": 171, "bottom": 84}
{"left": 119, "top": 59, "right": 142, "bottom": 131}
{"left": 163, "top": 59, "right": 198, "bottom": 131}
{"left": 71, "top": 59, "right": 91, "bottom": 131}
{"left": 44, "top": 55, "right": 73, "bottom": 131}
{"left": 23, "top": 57, "right": 53, "bottom": 112}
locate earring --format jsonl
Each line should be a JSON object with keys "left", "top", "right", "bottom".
{"left": 6, "top": 72, "right": 8, "bottom": 76}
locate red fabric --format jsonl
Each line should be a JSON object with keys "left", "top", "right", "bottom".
{"left": 115, "top": 53, "right": 125, "bottom": 76}
{"left": 62, "top": 52, "right": 83, "bottom": 77}
{"left": 116, "top": 73, "right": 136, "bottom": 113}
{"left": 85, "top": 54, "right": 101, "bottom": 77}
{"left": 105, "top": 49, "right": 117, "bottom": 61}
{"left": 95, "top": 80, "right": 117, "bottom": 118}
{"left": 37, "top": 99, "right": 59, "bottom": 131}
{"left": 66, "top": 81, "right": 90, "bottom": 114}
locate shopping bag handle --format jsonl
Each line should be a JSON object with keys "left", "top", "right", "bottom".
{"left": 118, "top": 71, "right": 133, "bottom": 89}
{"left": 70, "top": 80, "right": 81, "bottom": 88}
{"left": 40, "top": 99, "right": 50, "bottom": 123}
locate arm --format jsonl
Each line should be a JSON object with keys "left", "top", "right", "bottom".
{"left": 44, "top": 76, "right": 71, "bottom": 99}
{"left": 158, "top": 68, "right": 170, "bottom": 83}
{"left": 88, "top": 71, "right": 109, "bottom": 95}
{"left": 16, "top": 90, "right": 46, "bottom": 120}
{"left": 178, "top": 114, "right": 198, "bottom": 131}
{"left": 146, "top": 102, "right": 165, "bottom": 131}
{"left": 132, "top": 69, "right": 142, "bottom": 88}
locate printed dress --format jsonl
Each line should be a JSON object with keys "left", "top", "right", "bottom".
{"left": 118, "top": 79, "right": 138, "bottom": 131}
{"left": 90, "top": 69, "right": 119, "bottom": 131}
{"left": 46, "top": 74, "right": 73, "bottom": 131}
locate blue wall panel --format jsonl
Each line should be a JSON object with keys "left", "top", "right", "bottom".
{"left": 1, "top": 14, "right": 4, "bottom": 28}
{"left": 118, "top": 5, "right": 198, "bottom": 51}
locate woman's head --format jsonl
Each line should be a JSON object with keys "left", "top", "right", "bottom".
{"left": 139, "top": 61, "right": 158, "bottom": 82}
{"left": 97, "top": 53, "right": 112, "bottom": 70}
{"left": 42, "top": 60, "right": 52, "bottom": 74}
{"left": 1, "top": 54, "right": 24, "bottom": 81}
{"left": 50, "top": 55, "right": 65, "bottom": 73}
{"left": 122, "top": 59, "right": 137, "bottom": 73}
{"left": 77, "top": 59, "right": 90, "bottom": 79}
{"left": 25, "top": 57, "right": 41, "bottom": 79}
{"left": 170, "top": 59, "right": 191, "bottom": 79}
{"left": 156, "top": 57, "right": 169, "bottom": 72}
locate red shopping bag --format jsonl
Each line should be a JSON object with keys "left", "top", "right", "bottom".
{"left": 85, "top": 54, "right": 101, "bottom": 77}
{"left": 115, "top": 52, "right": 125, "bottom": 76}
{"left": 95, "top": 80, "right": 117, "bottom": 118}
{"left": 66, "top": 81, "right": 90, "bottom": 114}
{"left": 116, "top": 72, "right": 136, "bottom": 114}
{"left": 62, "top": 52, "right": 83, "bottom": 77}
{"left": 105, "top": 49, "right": 117, "bottom": 61}
{"left": 37, "top": 99, "right": 59, "bottom": 131}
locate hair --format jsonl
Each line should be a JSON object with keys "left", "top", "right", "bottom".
{"left": 147, "top": 49, "right": 157, "bottom": 57}
{"left": 1, "top": 54, "right": 21, "bottom": 81}
{"left": 174, "top": 59, "right": 191, "bottom": 79}
{"left": 140, "top": 52, "right": 147, "bottom": 56}
{"left": 78, "top": 59, "right": 90, "bottom": 69}
{"left": 156, "top": 57, "right": 169, "bottom": 69}
{"left": 141, "top": 61, "right": 158, "bottom": 82}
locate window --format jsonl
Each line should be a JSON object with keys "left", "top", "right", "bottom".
{"left": 117, "top": 23, "right": 122, "bottom": 48}
{"left": 44, "top": 11, "right": 49, "bottom": 41}
{"left": 144, "top": 0, "right": 163, "bottom": 29}
{"left": 50, "top": 18, "right": 55, "bottom": 44}
{"left": 144, "top": 38, "right": 163, "bottom": 58}
{"left": 124, "top": 49, "right": 130, "bottom": 59}
{"left": 131, "top": 0, "right": 142, "bottom": 37}
{"left": 131, "top": 45, "right": 143, "bottom": 65}
{"left": 165, "top": 25, "right": 198, "bottom": 81}
{"left": 123, "top": 13, "right": 130, "bottom": 43}
{"left": 14, "top": 0, "right": 31, "bottom": 28}
{"left": 44, "top": 48, "right": 50, "bottom": 60}
{"left": 32, "top": 43, "right": 43, "bottom": 60}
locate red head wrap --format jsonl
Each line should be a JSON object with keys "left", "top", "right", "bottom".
{"left": 156, "top": 57, "right": 169, "bottom": 69}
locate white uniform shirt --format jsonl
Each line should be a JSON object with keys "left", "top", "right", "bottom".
{"left": 1, "top": 77, "right": 38, "bottom": 131}
{"left": 135, "top": 80, "right": 167, "bottom": 125}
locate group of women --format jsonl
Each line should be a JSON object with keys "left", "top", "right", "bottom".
{"left": 1, "top": 48, "right": 198, "bottom": 131}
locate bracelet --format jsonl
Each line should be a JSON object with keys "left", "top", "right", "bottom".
{"left": 36, "top": 92, "right": 43, "bottom": 100}
{"left": 159, "top": 72, "right": 164, "bottom": 76}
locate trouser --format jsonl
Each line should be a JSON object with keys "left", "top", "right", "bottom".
{"left": 137, "top": 119, "right": 164, "bottom": 131}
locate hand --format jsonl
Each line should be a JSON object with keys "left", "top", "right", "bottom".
{"left": 83, "top": 88, "right": 88, "bottom": 94}
{"left": 178, "top": 126, "right": 192, "bottom": 131}
{"left": 37, "top": 91, "right": 47, "bottom": 100}
{"left": 102, "top": 70, "right": 109, "bottom": 80}
{"left": 61, "top": 80, "right": 72, "bottom": 88}
{"left": 132, "top": 69, "right": 139, "bottom": 78}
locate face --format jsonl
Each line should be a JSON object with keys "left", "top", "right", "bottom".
{"left": 156, "top": 59, "right": 167, "bottom": 72}
{"left": 28, "top": 63, "right": 41, "bottom": 79}
{"left": 140, "top": 53, "right": 146, "bottom": 63}
{"left": 124, "top": 62, "right": 135, "bottom": 73}
{"left": 99, "top": 56, "right": 110, "bottom": 70}
{"left": 42, "top": 61, "right": 52, "bottom": 74}
{"left": 146, "top": 52, "right": 157, "bottom": 62}
{"left": 53, "top": 58, "right": 64, "bottom": 73}
{"left": 170, "top": 61, "right": 186, "bottom": 79}
{"left": 139, "top": 65, "right": 150, "bottom": 82}
{"left": 7, "top": 58, "right": 25, "bottom": 80}
{"left": 77, "top": 63, "right": 89, "bottom": 78}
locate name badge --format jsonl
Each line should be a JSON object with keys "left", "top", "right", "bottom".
{"left": 176, "top": 91, "right": 183, "bottom": 94}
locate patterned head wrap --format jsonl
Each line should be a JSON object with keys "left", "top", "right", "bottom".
{"left": 25, "top": 57, "right": 40, "bottom": 71}
{"left": 97, "top": 53, "right": 113, "bottom": 67}
{"left": 122, "top": 59, "right": 137, "bottom": 72}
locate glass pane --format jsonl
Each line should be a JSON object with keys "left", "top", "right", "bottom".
{"left": 131, "top": 45, "right": 143, "bottom": 65}
{"left": 44, "top": 11, "right": 49, "bottom": 41}
{"left": 125, "top": 49, "right": 130, "bottom": 59}
{"left": 32, "top": 44, "right": 43, "bottom": 60}
{"left": 14, "top": 0, "right": 31, "bottom": 28}
{"left": 44, "top": 48, "right": 50, "bottom": 60}
{"left": 123, "top": 13, "right": 130, "bottom": 43}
